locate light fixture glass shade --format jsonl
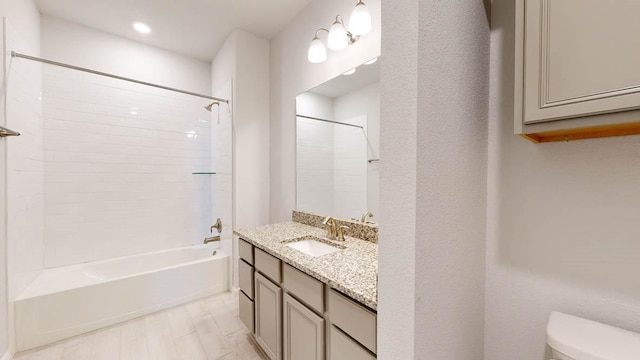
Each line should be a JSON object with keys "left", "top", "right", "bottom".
{"left": 328, "top": 21, "right": 349, "bottom": 50}
{"left": 349, "top": 1, "right": 372, "bottom": 36}
{"left": 308, "top": 37, "right": 327, "bottom": 63}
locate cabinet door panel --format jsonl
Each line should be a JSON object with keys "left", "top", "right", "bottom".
{"left": 283, "top": 293, "right": 324, "bottom": 360}
{"left": 255, "top": 272, "right": 282, "bottom": 360}
{"left": 523, "top": 0, "right": 640, "bottom": 124}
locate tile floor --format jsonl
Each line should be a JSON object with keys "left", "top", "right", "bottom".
{"left": 14, "top": 291, "right": 267, "bottom": 360}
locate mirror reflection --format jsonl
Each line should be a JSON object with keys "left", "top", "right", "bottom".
{"left": 296, "top": 58, "right": 380, "bottom": 223}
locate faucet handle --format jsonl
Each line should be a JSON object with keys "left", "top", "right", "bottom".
{"left": 337, "top": 225, "right": 349, "bottom": 241}
{"left": 211, "top": 218, "right": 222, "bottom": 234}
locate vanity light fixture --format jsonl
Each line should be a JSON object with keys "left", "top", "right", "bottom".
{"left": 328, "top": 16, "right": 351, "bottom": 50}
{"left": 308, "top": 29, "right": 329, "bottom": 64}
{"left": 343, "top": 68, "right": 357, "bottom": 75}
{"left": 349, "top": 0, "right": 372, "bottom": 36}
{"left": 307, "top": 0, "right": 372, "bottom": 64}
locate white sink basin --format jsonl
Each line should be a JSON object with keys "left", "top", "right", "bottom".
{"left": 285, "top": 237, "right": 343, "bottom": 257}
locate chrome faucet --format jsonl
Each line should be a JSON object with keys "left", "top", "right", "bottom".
{"left": 360, "top": 210, "right": 374, "bottom": 223}
{"left": 322, "top": 216, "right": 349, "bottom": 241}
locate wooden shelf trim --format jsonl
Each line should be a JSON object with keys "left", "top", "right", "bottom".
{"left": 521, "top": 122, "right": 640, "bottom": 143}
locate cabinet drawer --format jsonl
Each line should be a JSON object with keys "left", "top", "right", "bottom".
{"left": 255, "top": 248, "right": 281, "bottom": 283}
{"left": 329, "top": 289, "right": 377, "bottom": 354}
{"left": 239, "top": 238, "right": 254, "bottom": 265}
{"left": 282, "top": 263, "right": 323, "bottom": 313}
{"left": 330, "top": 326, "right": 375, "bottom": 360}
{"left": 238, "top": 259, "right": 254, "bottom": 299}
{"left": 239, "top": 291, "right": 254, "bottom": 333}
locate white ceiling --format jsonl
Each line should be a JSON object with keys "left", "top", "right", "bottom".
{"left": 35, "top": 0, "right": 313, "bottom": 62}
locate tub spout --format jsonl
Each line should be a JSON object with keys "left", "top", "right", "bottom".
{"left": 204, "top": 235, "right": 220, "bottom": 244}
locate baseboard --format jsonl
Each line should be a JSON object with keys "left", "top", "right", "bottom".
{"left": 1, "top": 351, "right": 13, "bottom": 360}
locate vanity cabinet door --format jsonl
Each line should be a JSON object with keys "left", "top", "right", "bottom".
{"left": 515, "top": 0, "right": 640, "bottom": 135}
{"left": 283, "top": 293, "right": 324, "bottom": 360}
{"left": 255, "top": 272, "right": 282, "bottom": 360}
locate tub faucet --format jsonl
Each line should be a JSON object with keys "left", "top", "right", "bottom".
{"left": 204, "top": 235, "right": 220, "bottom": 244}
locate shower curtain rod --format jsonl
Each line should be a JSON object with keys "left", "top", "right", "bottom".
{"left": 11, "top": 52, "right": 229, "bottom": 104}
{"left": 296, "top": 114, "right": 363, "bottom": 129}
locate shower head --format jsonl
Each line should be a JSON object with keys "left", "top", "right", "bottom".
{"left": 205, "top": 101, "right": 220, "bottom": 112}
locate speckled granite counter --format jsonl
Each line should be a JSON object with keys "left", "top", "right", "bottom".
{"left": 234, "top": 222, "right": 378, "bottom": 310}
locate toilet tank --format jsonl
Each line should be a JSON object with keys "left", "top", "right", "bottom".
{"left": 547, "top": 312, "right": 640, "bottom": 360}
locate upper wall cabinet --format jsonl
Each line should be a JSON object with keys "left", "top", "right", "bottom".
{"left": 515, "top": 0, "right": 640, "bottom": 142}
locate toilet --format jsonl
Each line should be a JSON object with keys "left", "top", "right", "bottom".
{"left": 547, "top": 312, "right": 640, "bottom": 360}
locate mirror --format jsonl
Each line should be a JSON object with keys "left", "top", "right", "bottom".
{"left": 296, "top": 58, "right": 380, "bottom": 223}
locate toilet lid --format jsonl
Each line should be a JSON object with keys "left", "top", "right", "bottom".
{"left": 547, "top": 312, "right": 640, "bottom": 360}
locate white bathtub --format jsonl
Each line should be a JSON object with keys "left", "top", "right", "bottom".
{"left": 15, "top": 244, "right": 229, "bottom": 351}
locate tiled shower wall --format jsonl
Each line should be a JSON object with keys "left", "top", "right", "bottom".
{"left": 42, "top": 65, "right": 217, "bottom": 268}
{"left": 5, "top": 23, "right": 44, "bottom": 298}
{"left": 332, "top": 116, "right": 367, "bottom": 220}
{"left": 296, "top": 116, "right": 335, "bottom": 216}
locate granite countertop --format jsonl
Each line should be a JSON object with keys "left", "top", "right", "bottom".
{"left": 234, "top": 221, "right": 378, "bottom": 310}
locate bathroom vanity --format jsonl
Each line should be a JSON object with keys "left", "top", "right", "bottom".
{"left": 234, "top": 219, "right": 377, "bottom": 360}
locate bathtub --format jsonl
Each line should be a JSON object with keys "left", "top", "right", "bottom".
{"left": 14, "top": 244, "right": 229, "bottom": 351}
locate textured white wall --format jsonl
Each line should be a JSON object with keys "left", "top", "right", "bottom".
{"left": 486, "top": 1, "right": 640, "bottom": 359}
{"left": 269, "top": 0, "right": 380, "bottom": 222}
{"left": 213, "top": 29, "right": 270, "bottom": 230}
{"left": 377, "top": 0, "right": 418, "bottom": 357}
{"left": 0, "top": 0, "right": 42, "bottom": 355}
{"left": 379, "top": 1, "right": 489, "bottom": 359}
{"left": 414, "top": 1, "right": 489, "bottom": 358}
{"left": 233, "top": 30, "right": 271, "bottom": 230}
{"left": 211, "top": 29, "right": 270, "bottom": 288}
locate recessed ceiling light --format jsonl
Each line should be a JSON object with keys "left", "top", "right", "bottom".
{"left": 365, "top": 57, "right": 378, "bottom": 65}
{"left": 343, "top": 68, "right": 357, "bottom": 75}
{"left": 132, "top": 22, "right": 151, "bottom": 34}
